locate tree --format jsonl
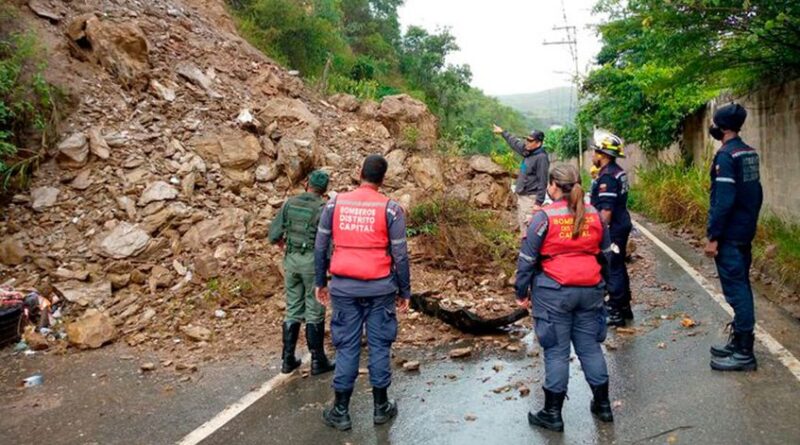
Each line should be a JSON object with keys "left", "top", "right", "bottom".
{"left": 581, "top": 0, "right": 800, "bottom": 153}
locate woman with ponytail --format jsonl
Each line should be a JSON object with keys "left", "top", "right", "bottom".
{"left": 515, "top": 163, "right": 614, "bottom": 433}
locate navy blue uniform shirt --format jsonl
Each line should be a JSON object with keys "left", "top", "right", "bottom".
{"left": 590, "top": 162, "right": 632, "bottom": 237}
{"left": 707, "top": 137, "right": 763, "bottom": 243}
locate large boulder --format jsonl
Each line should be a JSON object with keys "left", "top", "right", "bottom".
{"left": 469, "top": 155, "right": 507, "bottom": 176}
{"left": 471, "top": 174, "right": 510, "bottom": 209}
{"left": 68, "top": 15, "right": 150, "bottom": 89}
{"left": 378, "top": 94, "right": 438, "bottom": 151}
{"left": 258, "top": 97, "right": 320, "bottom": 136}
{"left": 31, "top": 187, "right": 60, "bottom": 212}
{"left": 191, "top": 132, "right": 261, "bottom": 169}
{"left": 65, "top": 309, "right": 116, "bottom": 349}
{"left": 276, "top": 137, "right": 316, "bottom": 184}
{"left": 182, "top": 208, "right": 249, "bottom": 251}
{"left": 98, "top": 222, "right": 151, "bottom": 258}
{"left": 57, "top": 132, "right": 89, "bottom": 168}
{"left": 0, "top": 238, "right": 28, "bottom": 266}
{"left": 408, "top": 156, "right": 444, "bottom": 191}
{"left": 54, "top": 280, "right": 112, "bottom": 307}
{"left": 138, "top": 181, "right": 178, "bottom": 206}
{"left": 329, "top": 93, "right": 360, "bottom": 112}
{"left": 383, "top": 149, "right": 408, "bottom": 189}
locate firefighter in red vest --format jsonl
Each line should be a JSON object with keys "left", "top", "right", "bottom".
{"left": 515, "top": 163, "right": 614, "bottom": 433}
{"left": 314, "top": 154, "right": 411, "bottom": 431}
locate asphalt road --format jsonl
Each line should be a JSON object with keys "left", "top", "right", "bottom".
{"left": 3, "top": 221, "right": 800, "bottom": 445}
{"left": 200, "top": 223, "right": 800, "bottom": 445}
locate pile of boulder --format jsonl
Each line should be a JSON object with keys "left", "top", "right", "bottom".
{"left": 0, "top": 0, "right": 514, "bottom": 353}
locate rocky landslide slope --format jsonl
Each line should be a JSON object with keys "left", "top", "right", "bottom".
{"left": 1, "top": 0, "right": 515, "bottom": 355}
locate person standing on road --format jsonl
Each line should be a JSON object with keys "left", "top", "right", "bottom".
{"left": 315, "top": 154, "right": 411, "bottom": 431}
{"left": 705, "top": 103, "right": 763, "bottom": 372}
{"left": 516, "top": 163, "right": 614, "bottom": 433}
{"left": 590, "top": 130, "right": 634, "bottom": 327}
{"left": 269, "top": 170, "right": 336, "bottom": 376}
{"left": 493, "top": 124, "right": 550, "bottom": 237}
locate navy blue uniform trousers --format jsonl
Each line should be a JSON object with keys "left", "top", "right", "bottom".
{"left": 330, "top": 294, "right": 397, "bottom": 391}
{"left": 607, "top": 230, "right": 632, "bottom": 309}
{"left": 715, "top": 241, "right": 755, "bottom": 333}
{"left": 532, "top": 275, "right": 609, "bottom": 393}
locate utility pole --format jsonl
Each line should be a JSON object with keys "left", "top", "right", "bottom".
{"left": 543, "top": 1, "right": 584, "bottom": 172}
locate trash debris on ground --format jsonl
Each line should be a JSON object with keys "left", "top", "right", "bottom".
{"left": 21, "top": 374, "right": 44, "bottom": 387}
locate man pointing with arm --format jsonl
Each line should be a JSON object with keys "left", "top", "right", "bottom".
{"left": 494, "top": 124, "right": 550, "bottom": 237}
{"left": 315, "top": 154, "right": 411, "bottom": 431}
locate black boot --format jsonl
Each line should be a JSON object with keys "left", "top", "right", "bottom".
{"left": 710, "top": 323, "right": 736, "bottom": 358}
{"left": 307, "top": 322, "right": 335, "bottom": 376}
{"left": 281, "top": 321, "right": 302, "bottom": 374}
{"left": 528, "top": 388, "right": 566, "bottom": 432}
{"left": 323, "top": 390, "right": 353, "bottom": 431}
{"left": 621, "top": 305, "right": 634, "bottom": 321}
{"left": 373, "top": 386, "right": 398, "bottom": 425}
{"left": 590, "top": 382, "right": 614, "bottom": 422}
{"left": 711, "top": 331, "right": 757, "bottom": 372}
{"left": 606, "top": 307, "right": 627, "bottom": 327}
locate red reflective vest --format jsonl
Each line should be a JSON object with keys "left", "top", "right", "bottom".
{"left": 330, "top": 185, "right": 392, "bottom": 280}
{"left": 539, "top": 200, "right": 604, "bottom": 286}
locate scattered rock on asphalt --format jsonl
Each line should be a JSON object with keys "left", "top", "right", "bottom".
{"left": 449, "top": 347, "right": 473, "bottom": 359}
{"left": 403, "top": 361, "right": 421, "bottom": 372}
{"left": 140, "top": 362, "right": 156, "bottom": 371}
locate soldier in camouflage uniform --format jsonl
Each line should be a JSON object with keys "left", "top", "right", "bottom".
{"left": 269, "top": 170, "right": 335, "bottom": 375}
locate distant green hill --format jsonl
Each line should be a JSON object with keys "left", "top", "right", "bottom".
{"left": 496, "top": 87, "right": 577, "bottom": 127}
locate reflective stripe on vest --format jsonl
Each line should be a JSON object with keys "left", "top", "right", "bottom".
{"left": 329, "top": 186, "right": 392, "bottom": 280}
{"left": 539, "top": 200, "right": 603, "bottom": 286}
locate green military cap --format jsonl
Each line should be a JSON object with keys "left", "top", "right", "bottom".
{"left": 308, "top": 170, "right": 329, "bottom": 191}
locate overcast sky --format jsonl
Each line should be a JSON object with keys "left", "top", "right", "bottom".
{"left": 398, "top": 0, "right": 604, "bottom": 96}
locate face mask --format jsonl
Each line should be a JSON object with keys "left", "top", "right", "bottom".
{"left": 709, "top": 125, "right": 724, "bottom": 141}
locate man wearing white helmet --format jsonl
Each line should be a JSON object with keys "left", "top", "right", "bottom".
{"left": 590, "top": 130, "right": 633, "bottom": 327}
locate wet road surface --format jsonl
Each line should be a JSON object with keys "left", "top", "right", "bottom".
{"left": 201, "top": 225, "right": 800, "bottom": 445}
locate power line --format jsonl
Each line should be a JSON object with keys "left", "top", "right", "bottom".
{"left": 543, "top": 0, "right": 584, "bottom": 169}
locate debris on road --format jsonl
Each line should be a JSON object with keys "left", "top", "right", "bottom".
{"left": 21, "top": 374, "right": 44, "bottom": 388}
{"left": 449, "top": 347, "right": 473, "bottom": 359}
{"left": 140, "top": 362, "right": 156, "bottom": 372}
{"left": 403, "top": 361, "right": 421, "bottom": 372}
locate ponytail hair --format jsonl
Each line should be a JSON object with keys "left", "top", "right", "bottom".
{"left": 548, "top": 163, "right": 585, "bottom": 239}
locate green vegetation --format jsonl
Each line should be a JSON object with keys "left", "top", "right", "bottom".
{"left": 1, "top": 14, "right": 60, "bottom": 190}
{"left": 408, "top": 196, "right": 516, "bottom": 274}
{"left": 580, "top": 0, "right": 800, "bottom": 154}
{"left": 229, "top": 0, "right": 529, "bottom": 156}
{"left": 630, "top": 162, "right": 800, "bottom": 289}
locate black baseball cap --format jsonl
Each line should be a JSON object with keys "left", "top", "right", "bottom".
{"left": 526, "top": 130, "right": 545, "bottom": 142}
{"left": 713, "top": 103, "right": 747, "bottom": 131}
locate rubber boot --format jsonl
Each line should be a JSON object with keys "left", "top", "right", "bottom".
{"left": 528, "top": 388, "right": 566, "bottom": 432}
{"left": 590, "top": 382, "right": 614, "bottom": 422}
{"left": 710, "top": 331, "right": 757, "bottom": 372}
{"left": 621, "top": 305, "right": 634, "bottom": 321}
{"left": 307, "top": 322, "right": 335, "bottom": 376}
{"left": 710, "top": 323, "right": 736, "bottom": 358}
{"left": 373, "top": 387, "right": 398, "bottom": 425}
{"left": 281, "top": 321, "right": 302, "bottom": 374}
{"left": 606, "top": 307, "right": 627, "bottom": 327}
{"left": 323, "top": 390, "right": 353, "bottom": 431}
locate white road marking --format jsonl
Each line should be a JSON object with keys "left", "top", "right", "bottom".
{"left": 634, "top": 221, "right": 800, "bottom": 382}
{"left": 176, "top": 354, "right": 311, "bottom": 445}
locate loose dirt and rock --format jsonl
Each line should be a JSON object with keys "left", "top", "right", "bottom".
{"left": 1, "top": 0, "right": 519, "bottom": 363}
